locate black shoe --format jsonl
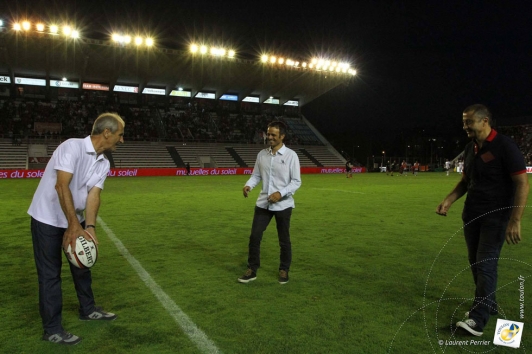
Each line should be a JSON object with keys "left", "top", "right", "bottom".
{"left": 238, "top": 269, "right": 257, "bottom": 283}
{"left": 456, "top": 319, "right": 483, "bottom": 336}
{"left": 43, "top": 330, "right": 82, "bottom": 345}
{"left": 80, "top": 306, "right": 117, "bottom": 321}
{"left": 279, "top": 270, "right": 289, "bottom": 284}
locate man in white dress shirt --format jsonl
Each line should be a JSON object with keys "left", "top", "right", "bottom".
{"left": 238, "top": 121, "right": 301, "bottom": 284}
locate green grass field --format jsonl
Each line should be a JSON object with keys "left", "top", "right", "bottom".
{"left": 1, "top": 172, "right": 530, "bottom": 353}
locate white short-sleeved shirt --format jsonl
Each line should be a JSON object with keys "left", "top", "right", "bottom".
{"left": 28, "top": 136, "right": 110, "bottom": 228}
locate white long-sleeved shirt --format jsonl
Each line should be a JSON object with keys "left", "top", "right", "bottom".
{"left": 245, "top": 144, "right": 301, "bottom": 211}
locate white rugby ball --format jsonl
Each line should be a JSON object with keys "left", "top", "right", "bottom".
{"left": 65, "top": 230, "right": 98, "bottom": 268}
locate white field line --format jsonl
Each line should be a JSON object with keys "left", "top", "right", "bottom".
{"left": 98, "top": 216, "right": 221, "bottom": 354}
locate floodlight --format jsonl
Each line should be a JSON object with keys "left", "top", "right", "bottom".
{"left": 22, "top": 21, "right": 31, "bottom": 31}
{"left": 200, "top": 45, "right": 207, "bottom": 54}
{"left": 36, "top": 23, "right": 45, "bottom": 32}
{"left": 335, "top": 67, "right": 341, "bottom": 72}
{"left": 308, "top": 63, "right": 313, "bottom": 68}
{"left": 295, "top": 61, "right": 299, "bottom": 67}
{"left": 228, "top": 49, "right": 235, "bottom": 58}
{"left": 329, "top": 66, "right": 334, "bottom": 72}
{"left": 331, "top": 61, "right": 337, "bottom": 67}
{"left": 146, "top": 38, "right": 154, "bottom": 46}
{"left": 311, "top": 58, "right": 317, "bottom": 64}
{"left": 342, "top": 68, "right": 347, "bottom": 73}
{"left": 50, "top": 25, "right": 58, "bottom": 34}
{"left": 135, "top": 37, "right": 143, "bottom": 45}
{"left": 316, "top": 64, "right": 322, "bottom": 70}
{"left": 261, "top": 55, "right": 268, "bottom": 63}
{"left": 0, "top": 20, "right": 3, "bottom": 27}
{"left": 302, "top": 62, "right": 307, "bottom": 68}
{"left": 190, "top": 44, "right": 198, "bottom": 53}
{"left": 219, "top": 48, "right": 226, "bottom": 56}
{"left": 71, "top": 30, "right": 79, "bottom": 39}
{"left": 317, "top": 59, "right": 324, "bottom": 65}
{"left": 123, "top": 35, "right": 131, "bottom": 44}
{"left": 178, "top": 87, "right": 183, "bottom": 91}
{"left": 278, "top": 57, "right": 284, "bottom": 64}
{"left": 270, "top": 56, "right": 276, "bottom": 63}
{"left": 13, "top": 23, "right": 21, "bottom": 31}
{"left": 210, "top": 47, "right": 217, "bottom": 55}
{"left": 112, "top": 33, "right": 120, "bottom": 42}
{"left": 63, "top": 25, "right": 71, "bottom": 36}
{"left": 325, "top": 60, "right": 331, "bottom": 66}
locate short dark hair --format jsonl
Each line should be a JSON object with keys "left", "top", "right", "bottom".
{"left": 267, "top": 121, "right": 287, "bottom": 136}
{"left": 463, "top": 104, "right": 493, "bottom": 126}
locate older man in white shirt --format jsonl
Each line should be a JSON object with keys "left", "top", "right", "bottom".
{"left": 28, "top": 113, "right": 124, "bottom": 345}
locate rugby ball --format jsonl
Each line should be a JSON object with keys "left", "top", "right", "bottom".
{"left": 65, "top": 230, "right": 98, "bottom": 268}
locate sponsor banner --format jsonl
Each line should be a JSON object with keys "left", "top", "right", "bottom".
{"left": 527, "top": 166, "right": 532, "bottom": 173}
{"left": 34, "top": 122, "right": 62, "bottom": 133}
{"left": 195, "top": 92, "right": 216, "bottom": 99}
{"left": 220, "top": 94, "right": 238, "bottom": 101}
{"left": 114, "top": 85, "right": 139, "bottom": 93}
{"left": 50, "top": 80, "right": 79, "bottom": 89}
{"left": 15, "top": 77, "right": 46, "bottom": 86}
{"left": 170, "top": 90, "right": 191, "bottom": 97}
{"left": 283, "top": 100, "right": 299, "bottom": 106}
{"left": 242, "top": 96, "right": 260, "bottom": 103}
{"left": 263, "top": 97, "right": 280, "bottom": 105}
{"left": 28, "top": 157, "right": 51, "bottom": 163}
{"left": 0, "top": 75, "right": 11, "bottom": 84}
{"left": 83, "top": 83, "right": 110, "bottom": 91}
{"left": 0, "top": 166, "right": 365, "bottom": 179}
{"left": 142, "top": 87, "right": 165, "bottom": 95}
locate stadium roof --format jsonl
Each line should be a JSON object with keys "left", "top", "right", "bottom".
{"left": 0, "top": 30, "right": 355, "bottom": 106}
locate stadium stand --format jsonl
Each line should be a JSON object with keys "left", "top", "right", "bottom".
{"left": 109, "top": 143, "right": 176, "bottom": 168}
{"left": 0, "top": 28, "right": 361, "bottom": 170}
{"left": 0, "top": 140, "right": 27, "bottom": 169}
{"left": 174, "top": 145, "right": 239, "bottom": 168}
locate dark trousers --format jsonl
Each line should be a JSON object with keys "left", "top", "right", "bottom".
{"left": 463, "top": 212, "right": 508, "bottom": 331}
{"left": 247, "top": 206, "right": 293, "bottom": 272}
{"left": 31, "top": 217, "right": 95, "bottom": 334}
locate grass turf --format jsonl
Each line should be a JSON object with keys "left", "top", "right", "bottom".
{"left": 0, "top": 172, "right": 530, "bottom": 353}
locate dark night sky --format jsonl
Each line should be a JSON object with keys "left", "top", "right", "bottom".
{"left": 2, "top": 0, "right": 532, "bottom": 160}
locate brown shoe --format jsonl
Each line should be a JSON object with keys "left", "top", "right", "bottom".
{"left": 279, "top": 270, "right": 289, "bottom": 284}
